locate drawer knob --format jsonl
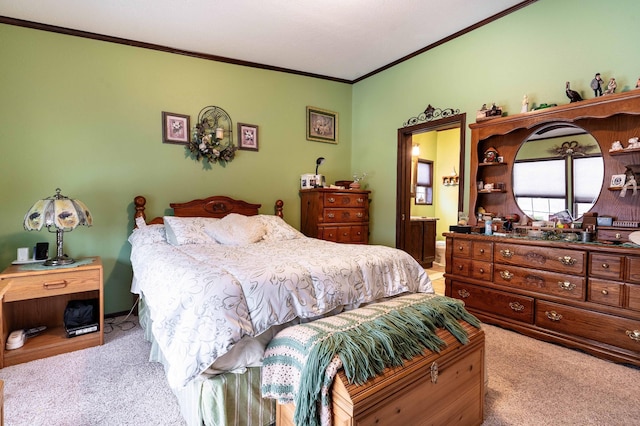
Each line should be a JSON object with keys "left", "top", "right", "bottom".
{"left": 458, "top": 245, "right": 464, "bottom": 251}
{"left": 43, "top": 280, "right": 69, "bottom": 290}
{"left": 479, "top": 268, "right": 485, "bottom": 273}
{"left": 457, "top": 264, "right": 464, "bottom": 271}
{"left": 509, "top": 301, "right": 524, "bottom": 312}
{"left": 626, "top": 330, "right": 640, "bottom": 342}
{"left": 500, "top": 270, "right": 513, "bottom": 280}
{"left": 601, "top": 263, "right": 610, "bottom": 269}
{"left": 457, "top": 289, "right": 470, "bottom": 298}
{"left": 357, "top": 198, "right": 364, "bottom": 203}
{"left": 557, "top": 256, "right": 577, "bottom": 266}
{"left": 356, "top": 212, "right": 363, "bottom": 218}
{"left": 500, "top": 249, "right": 513, "bottom": 258}
{"left": 328, "top": 197, "right": 335, "bottom": 203}
{"left": 328, "top": 213, "right": 335, "bottom": 218}
{"left": 558, "top": 281, "right": 576, "bottom": 291}
{"left": 601, "top": 289, "right": 609, "bottom": 295}
{"left": 545, "top": 311, "right": 563, "bottom": 321}
{"left": 479, "top": 248, "right": 485, "bottom": 254}
{"left": 616, "top": 233, "right": 622, "bottom": 239}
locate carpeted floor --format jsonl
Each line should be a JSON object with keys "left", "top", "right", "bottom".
{"left": 1, "top": 314, "right": 639, "bottom": 425}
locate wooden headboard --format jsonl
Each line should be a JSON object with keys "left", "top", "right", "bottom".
{"left": 134, "top": 195, "right": 284, "bottom": 225}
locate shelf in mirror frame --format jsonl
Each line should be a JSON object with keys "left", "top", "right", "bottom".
{"left": 468, "top": 90, "right": 640, "bottom": 226}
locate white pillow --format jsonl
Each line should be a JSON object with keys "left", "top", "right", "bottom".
{"left": 163, "top": 216, "right": 219, "bottom": 246}
{"left": 258, "top": 215, "right": 305, "bottom": 241}
{"left": 128, "top": 224, "right": 166, "bottom": 246}
{"left": 205, "top": 213, "right": 266, "bottom": 246}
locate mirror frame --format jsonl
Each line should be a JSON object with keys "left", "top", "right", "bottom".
{"left": 512, "top": 123, "right": 603, "bottom": 220}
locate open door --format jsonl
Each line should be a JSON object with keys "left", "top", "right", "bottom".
{"left": 396, "top": 113, "right": 466, "bottom": 251}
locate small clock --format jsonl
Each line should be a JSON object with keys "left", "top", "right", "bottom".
{"left": 484, "top": 147, "right": 499, "bottom": 163}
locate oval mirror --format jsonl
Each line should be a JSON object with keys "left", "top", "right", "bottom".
{"left": 512, "top": 124, "right": 603, "bottom": 221}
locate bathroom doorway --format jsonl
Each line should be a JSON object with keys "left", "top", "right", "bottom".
{"left": 396, "top": 114, "right": 466, "bottom": 253}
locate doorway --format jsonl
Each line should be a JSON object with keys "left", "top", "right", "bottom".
{"left": 396, "top": 114, "right": 466, "bottom": 252}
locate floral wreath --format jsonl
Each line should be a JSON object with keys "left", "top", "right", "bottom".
{"left": 187, "top": 114, "right": 237, "bottom": 166}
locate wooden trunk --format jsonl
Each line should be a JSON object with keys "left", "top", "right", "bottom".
{"left": 277, "top": 321, "right": 485, "bottom": 426}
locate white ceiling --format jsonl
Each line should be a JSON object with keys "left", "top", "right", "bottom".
{"left": 0, "top": 0, "right": 530, "bottom": 82}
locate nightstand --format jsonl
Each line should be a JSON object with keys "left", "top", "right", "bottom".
{"left": 0, "top": 257, "right": 103, "bottom": 368}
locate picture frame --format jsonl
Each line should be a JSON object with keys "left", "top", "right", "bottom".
{"left": 610, "top": 174, "right": 626, "bottom": 188}
{"left": 237, "top": 123, "right": 259, "bottom": 151}
{"left": 306, "top": 106, "right": 338, "bottom": 144}
{"left": 162, "top": 112, "right": 190, "bottom": 145}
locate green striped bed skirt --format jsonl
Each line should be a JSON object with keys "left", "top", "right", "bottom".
{"left": 139, "top": 297, "right": 276, "bottom": 426}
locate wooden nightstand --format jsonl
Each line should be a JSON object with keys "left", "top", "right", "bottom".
{"left": 0, "top": 257, "right": 103, "bottom": 368}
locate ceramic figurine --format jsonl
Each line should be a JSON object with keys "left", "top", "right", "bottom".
{"left": 627, "top": 137, "right": 640, "bottom": 149}
{"left": 565, "top": 81, "right": 583, "bottom": 102}
{"left": 636, "top": 78, "right": 640, "bottom": 89}
{"left": 610, "top": 140, "right": 624, "bottom": 152}
{"left": 590, "top": 73, "right": 603, "bottom": 97}
{"left": 521, "top": 95, "right": 529, "bottom": 113}
{"left": 604, "top": 77, "right": 617, "bottom": 95}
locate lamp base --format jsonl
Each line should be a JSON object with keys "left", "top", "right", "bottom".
{"left": 44, "top": 255, "right": 75, "bottom": 266}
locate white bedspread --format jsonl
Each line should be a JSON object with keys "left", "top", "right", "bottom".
{"left": 130, "top": 234, "right": 432, "bottom": 388}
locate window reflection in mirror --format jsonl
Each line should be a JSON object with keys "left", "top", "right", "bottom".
{"left": 415, "top": 159, "right": 433, "bottom": 205}
{"left": 513, "top": 124, "right": 603, "bottom": 220}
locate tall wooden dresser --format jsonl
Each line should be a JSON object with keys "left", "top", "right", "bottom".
{"left": 300, "top": 188, "right": 370, "bottom": 244}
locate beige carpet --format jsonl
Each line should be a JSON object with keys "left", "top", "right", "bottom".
{"left": 0, "top": 315, "right": 639, "bottom": 425}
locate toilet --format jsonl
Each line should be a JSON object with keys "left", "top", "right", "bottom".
{"left": 435, "top": 240, "right": 446, "bottom": 266}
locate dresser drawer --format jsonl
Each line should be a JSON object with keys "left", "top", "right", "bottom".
{"left": 597, "top": 227, "right": 633, "bottom": 243}
{"left": 323, "top": 208, "right": 367, "bottom": 223}
{"left": 451, "top": 239, "right": 472, "bottom": 258}
{"left": 471, "top": 260, "right": 492, "bottom": 282}
{"left": 588, "top": 278, "right": 624, "bottom": 307}
{"left": 472, "top": 241, "right": 493, "bottom": 261}
{"left": 493, "top": 264, "right": 585, "bottom": 301}
{"left": 536, "top": 300, "right": 640, "bottom": 352}
{"left": 2, "top": 269, "right": 100, "bottom": 302}
{"left": 323, "top": 192, "right": 368, "bottom": 208}
{"left": 450, "top": 281, "right": 534, "bottom": 324}
{"left": 320, "top": 225, "right": 368, "bottom": 243}
{"left": 451, "top": 258, "right": 471, "bottom": 277}
{"left": 494, "top": 243, "right": 585, "bottom": 275}
{"left": 626, "top": 257, "right": 640, "bottom": 284}
{"left": 628, "top": 283, "right": 640, "bottom": 311}
{"left": 589, "top": 253, "right": 623, "bottom": 280}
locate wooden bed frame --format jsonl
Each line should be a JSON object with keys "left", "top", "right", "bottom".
{"left": 131, "top": 194, "right": 485, "bottom": 426}
{"left": 133, "top": 194, "right": 284, "bottom": 225}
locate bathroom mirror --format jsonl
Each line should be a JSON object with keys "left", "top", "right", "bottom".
{"left": 512, "top": 124, "right": 603, "bottom": 220}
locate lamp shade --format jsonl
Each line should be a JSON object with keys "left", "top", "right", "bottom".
{"left": 23, "top": 188, "right": 92, "bottom": 266}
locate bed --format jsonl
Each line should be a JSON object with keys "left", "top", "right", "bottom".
{"left": 129, "top": 194, "right": 434, "bottom": 425}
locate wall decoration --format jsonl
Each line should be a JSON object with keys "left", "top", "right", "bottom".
{"left": 162, "top": 112, "right": 190, "bottom": 144}
{"left": 403, "top": 104, "right": 460, "bottom": 127}
{"left": 237, "top": 123, "right": 259, "bottom": 151}
{"left": 186, "top": 106, "right": 237, "bottom": 166}
{"left": 307, "top": 106, "right": 338, "bottom": 144}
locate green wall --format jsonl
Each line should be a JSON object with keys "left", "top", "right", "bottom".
{"left": 0, "top": 24, "right": 352, "bottom": 313}
{"left": 352, "top": 0, "right": 640, "bottom": 245}
{"left": 2, "top": 0, "right": 639, "bottom": 314}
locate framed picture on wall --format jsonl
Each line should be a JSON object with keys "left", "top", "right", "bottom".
{"left": 162, "top": 112, "right": 190, "bottom": 145}
{"left": 237, "top": 123, "right": 259, "bottom": 151}
{"left": 306, "top": 106, "right": 338, "bottom": 144}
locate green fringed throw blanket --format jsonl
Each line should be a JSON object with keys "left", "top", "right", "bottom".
{"left": 261, "top": 293, "right": 480, "bottom": 426}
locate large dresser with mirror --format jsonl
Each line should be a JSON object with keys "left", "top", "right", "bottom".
{"left": 445, "top": 90, "right": 640, "bottom": 366}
